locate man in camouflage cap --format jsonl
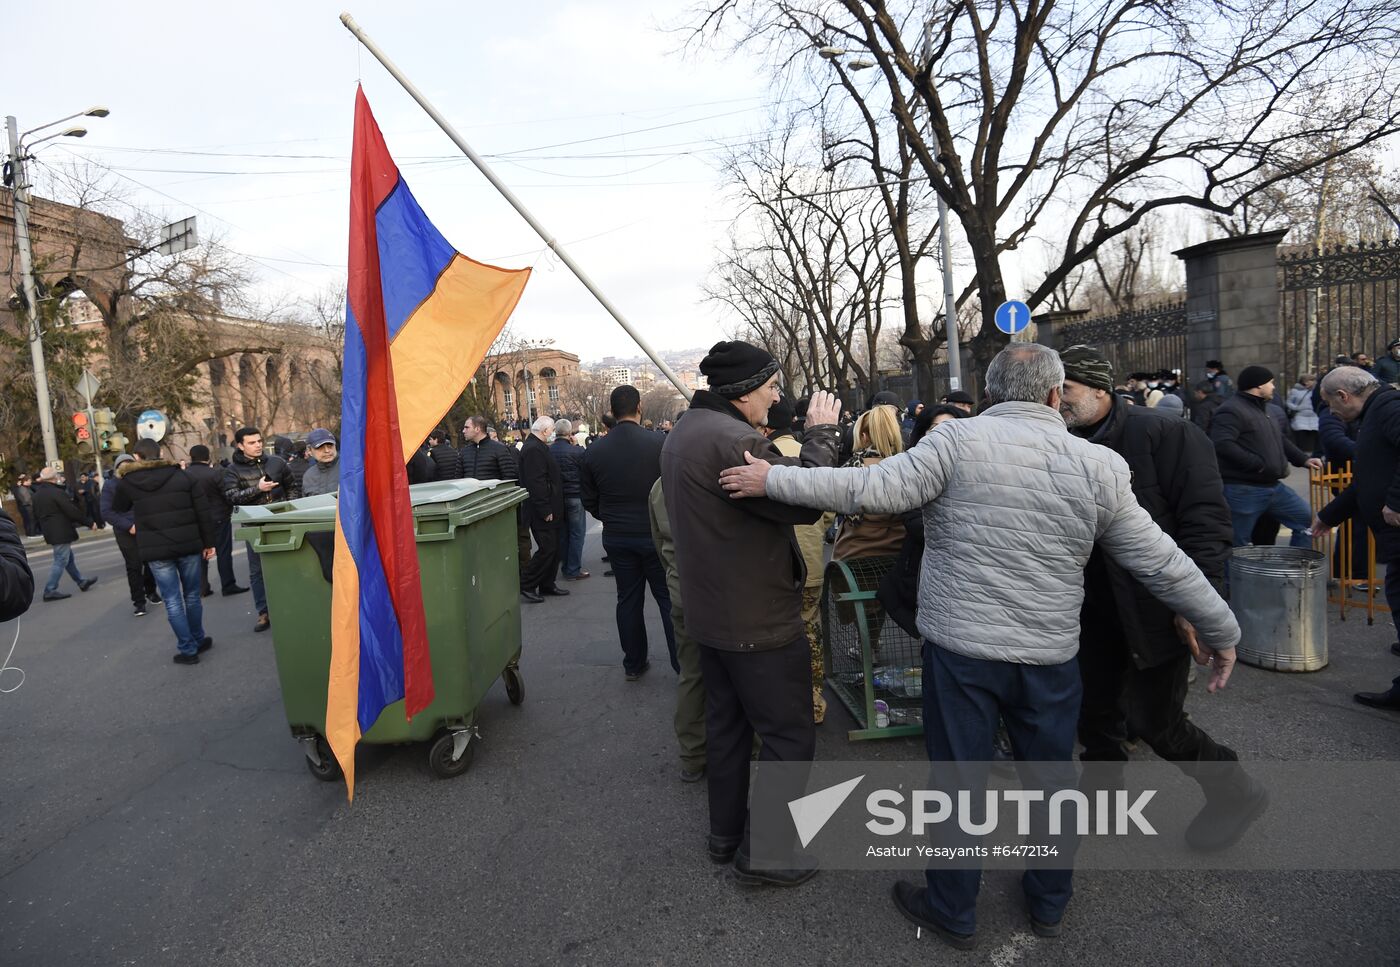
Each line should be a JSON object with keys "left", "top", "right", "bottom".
{"left": 1059, "top": 344, "right": 1267, "bottom": 853}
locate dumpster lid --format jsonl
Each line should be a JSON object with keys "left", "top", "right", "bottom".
{"left": 232, "top": 478, "right": 518, "bottom": 527}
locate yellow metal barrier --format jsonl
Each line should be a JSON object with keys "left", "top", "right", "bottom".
{"left": 1308, "top": 463, "right": 1379, "bottom": 623}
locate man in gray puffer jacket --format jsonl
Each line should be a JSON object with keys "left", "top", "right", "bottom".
{"left": 720, "top": 343, "right": 1241, "bottom": 949}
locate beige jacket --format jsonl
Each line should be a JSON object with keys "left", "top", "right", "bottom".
{"left": 773, "top": 434, "right": 834, "bottom": 588}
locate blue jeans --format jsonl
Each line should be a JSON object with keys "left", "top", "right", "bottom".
{"left": 602, "top": 534, "right": 677, "bottom": 674}
{"left": 246, "top": 542, "right": 267, "bottom": 615}
{"left": 1222, "top": 482, "right": 1313, "bottom": 548}
{"left": 920, "top": 642, "right": 1082, "bottom": 935}
{"left": 561, "top": 496, "right": 587, "bottom": 577}
{"left": 149, "top": 554, "right": 207, "bottom": 655}
{"left": 45, "top": 543, "right": 85, "bottom": 594}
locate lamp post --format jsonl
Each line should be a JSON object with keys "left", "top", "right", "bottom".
{"left": 6, "top": 106, "right": 111, "bottom": 467}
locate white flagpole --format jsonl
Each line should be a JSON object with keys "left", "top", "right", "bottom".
{"left": 340, "top": 12, "right": 693, "bottom": 402}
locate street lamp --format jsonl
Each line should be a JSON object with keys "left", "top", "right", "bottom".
{"left": 817, "top": 46, "right": 874, "bottom": 69}
{"left": 5, "top": 106, "right": 111, "bottom": 467}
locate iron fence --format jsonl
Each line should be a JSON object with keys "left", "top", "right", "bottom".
{"left": 1280, "top": 240, "right": 1400, "bottom": 382}
{"left": 1054, "top": 302, "right": 1189, "bottom": 378}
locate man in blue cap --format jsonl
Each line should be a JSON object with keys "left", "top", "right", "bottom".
{"left": 300, "top": 428, "right": 341, "bottom": 497}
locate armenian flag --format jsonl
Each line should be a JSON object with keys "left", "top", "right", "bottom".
{"left": 328, "top": 86, "right": 530, "bottom": 797}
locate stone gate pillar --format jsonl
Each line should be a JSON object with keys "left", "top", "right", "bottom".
{"left": 1173, "top": 230, "right": 1288, "bottom": 384}
{"left": 1032, "top": 309, "right": 1088, "bottom": 349}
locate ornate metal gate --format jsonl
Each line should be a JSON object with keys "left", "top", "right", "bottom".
{"left": 1054, "top": 302, "right": 1188, "bottom": 378}
{"left": 1280, "top": 240, "right": 1400, "bottom": 381}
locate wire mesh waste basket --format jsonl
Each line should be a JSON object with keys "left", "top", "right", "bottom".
{"left": 1229, "top": 545, "right": 1329, "bottom": 672}
{"left": 822, "top": 556, "right": 925, "bottom": 740}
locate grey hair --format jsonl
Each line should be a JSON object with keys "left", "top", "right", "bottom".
{"left": 554, "top": 419, "right": 573, "bottom": 436}
{"left": 985, "top": 343, "right": 1066, "bottom": 404}
{"left": 531, "top": 416, "right": 556, "bottom": 434}
{"left": 1321, "top": 365, "right": 1380, "bottom": 398}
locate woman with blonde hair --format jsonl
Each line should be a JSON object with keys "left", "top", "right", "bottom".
{"left": 833, "top": 404, "right": 905, "bottom": 561}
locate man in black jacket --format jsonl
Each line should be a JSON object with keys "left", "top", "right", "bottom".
{"left": 102, "top": 454, "right": 159, "bottom": 615}
{"left": 32, "top": 467, "right": 98, "bottom": 602}
{"left": 427, "top": 425, "right": 461, "bottom": 481}
{"left": 518, "top": 417, "right": 567, "bottom": 603}
{"left": 580, "top": 386, "right": 674, "bottom": 679}
{"left": 1061, "top": 346, "right": 1266, "bottom": 850}
{"left": 221, "top": 426, "right": 297, "bottom": 632}
{"left": 0, "top": 507, "right": 33, "bottom": 621}
{"left": 187, "top": 444, "right": 246, "bottom": 597}
{"left": 549, "top": 419, "right": 589, "bottom": 581}
{"left": 1315, "top": 367, "right": 1400, "bottom": 708}
{"left": 460, "top": 415, "right": 529, "bottom": 575}
{"left": 459, "top": 415, "right": 517, "bottom": 480}
{"left": 1189, "top": 380, "right": 1222, "bottom": 433}
{"left": 1209, "top": 365, "right": 1321, "bottom": 547}
{"left": 115, "top": 439, "right": 217, "bottom": 664}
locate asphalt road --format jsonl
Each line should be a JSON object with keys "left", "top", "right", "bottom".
{"left": 3, "top": 521, "right": 1399, "bottom": 967}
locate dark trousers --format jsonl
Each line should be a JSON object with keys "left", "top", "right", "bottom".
{"left": 520, "top": 513, "right": 560, "bottom": 593}
{"left": 1077, "top": 618, "right": 1236, "bottom": 769}
{"left": 202, "top": 518, "right": 238, "bottom": 592}
{"left": 516, "top": 507, "right": 532, "bottom": 577}
{"left": 17, "top": 505, "right": 36, "bottom": 536}
{"left": 602, "top": 533, "right": 677, "bottom": 674}
{"left": 114, "top": 527, "right": 155, "bottom": 607}
{"left": 699, "top": 637, "right": 815, "bottom": 844}
{"left": 921, "top": 641, "right": 1081, "bottom": 935}
{"left": 1384, "top": 556, "right": 1400, "bottom": 643}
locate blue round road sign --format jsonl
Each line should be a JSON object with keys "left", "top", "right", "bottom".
{"left": 994, "top": 300, "right": 1031, "bottom": 335}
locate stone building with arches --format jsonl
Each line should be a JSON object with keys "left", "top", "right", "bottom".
{"left": 483, "top": 346, "right": 582, "bottom": 429}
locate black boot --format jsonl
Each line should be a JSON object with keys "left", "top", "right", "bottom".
{"left": 733, "top": 847, "right": 818, "bottom": 887}
{"left": 1185, "top": 762, "right": 1269, "bottom": 852}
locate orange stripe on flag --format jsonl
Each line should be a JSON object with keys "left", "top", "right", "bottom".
{"left": 390, "top": 254, "right": 530, "bottom": 461}
{"left": 326, "top": 510, "right": 365, "bottom": 799}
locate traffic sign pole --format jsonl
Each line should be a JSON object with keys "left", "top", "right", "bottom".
{"left": 73, "top": 369, "right": 105, "bottom": 492}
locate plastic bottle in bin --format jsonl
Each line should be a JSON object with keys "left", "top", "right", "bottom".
{"left": 874, "top": 700, "right": 890, "bottom": 728}
{"left": 872, "top": 667, "right": 901, "bottom": 694}
{"left": 901, "top": 667, "right": 922, "bottom": 698}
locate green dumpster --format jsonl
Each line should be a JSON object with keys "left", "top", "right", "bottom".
{"left": 233, "top": 479, "right": 528, "bottom": 780}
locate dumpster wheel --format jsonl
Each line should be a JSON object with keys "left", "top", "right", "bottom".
{"left": 428, "top": 729, "right": 475, "bottom": 779}
{"left": 503, "top": 665, "right": 525, "bottom": 705}
{"left": 303, "top": 735, "right": 343, "bottom": 783}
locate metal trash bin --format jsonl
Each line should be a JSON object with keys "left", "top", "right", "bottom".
{"left": 1228, "top": 546, "right": 1328, "bottom": 672}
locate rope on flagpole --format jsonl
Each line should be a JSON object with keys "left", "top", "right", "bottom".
{"left": 339, "top": 12, "right": 694, "bottom": 402}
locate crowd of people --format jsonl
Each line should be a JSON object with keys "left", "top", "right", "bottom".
{"left": 627, "top": 338, "right": 1398, "bottom": 946}
{"left": 6, "top": 334, "right": 1400, "bottom": 947}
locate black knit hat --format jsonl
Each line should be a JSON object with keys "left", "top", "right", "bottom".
{"left": 766, "top": 397, "right": 794, "bottom": 433}
{"left": 1238, "top": 365, "right": 1274, "bottom": 392}
{"left": 700, "top": 340, "right": 779, "bottom": 398}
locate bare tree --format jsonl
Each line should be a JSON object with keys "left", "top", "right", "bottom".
{"left": 688, "top": 0, "right": 1400, "bottom": 379}
{"left": 1211, "top": 109, "right": 1400, "bottom": 248}
{"left": 29, "top": 165, "right": 282, "bottom": 427}
{"left": 706, "top": 121, "right": 907, "bottom": 398}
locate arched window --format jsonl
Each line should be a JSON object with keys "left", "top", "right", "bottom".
{"left": 495, "top": 371, "right": 513, "bottom": 411}
{"left": 540, "top": 367, "right": 560, "bottom": 408}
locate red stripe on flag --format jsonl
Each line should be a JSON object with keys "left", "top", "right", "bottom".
{"left": 348, "top": 86, "right": 435, "bottom": 718}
